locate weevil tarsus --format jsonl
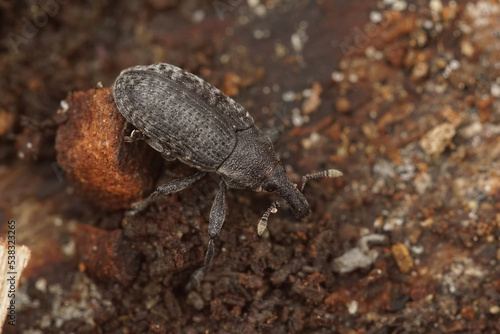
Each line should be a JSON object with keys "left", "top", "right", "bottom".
{"left": 125, "top": 171, "right": 207, "bottom": 216}
{"left": 188, "top": 267, "right": 206, "bottom": 290}
{"left": 124, "top": 129, "right": 146, "bottom": 142}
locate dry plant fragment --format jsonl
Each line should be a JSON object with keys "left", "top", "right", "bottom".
{"left": 392, "top": 242, "right": 414, "bottom": 274}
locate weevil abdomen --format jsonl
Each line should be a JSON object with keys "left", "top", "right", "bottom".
{"left": 113, "top": 63, "right": 254, "bottom": 171}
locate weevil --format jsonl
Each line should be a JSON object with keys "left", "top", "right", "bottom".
{"left": 113, "top": 63, "right": 342, "bottom": 272}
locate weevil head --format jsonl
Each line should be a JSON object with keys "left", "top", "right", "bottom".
{"left": 262, "top": 164, "right": 310, "bottom": 219}
{"left": 217, "top": 126, "right": 309, "bottom": 218}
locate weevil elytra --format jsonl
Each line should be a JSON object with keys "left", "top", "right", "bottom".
{"left": 113, "top": 63, "right": 342, "bottom": 272}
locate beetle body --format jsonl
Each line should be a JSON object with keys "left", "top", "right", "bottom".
{"left": 113, "top": 63, "right": 340, "bottom": 273}
{"left": 114, "top": 63, "right": 308, "bottom": 218}
{"left": 114, "top": 63, "right": 252, "bottom": 171}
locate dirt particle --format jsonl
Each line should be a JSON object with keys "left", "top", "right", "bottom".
{"left": 302, "top": 82, "right": 323, "bottom": 114}
{"left": 419, "top": 123, "right": 456, "bottom": 157}
{"left": 0, "top": 110, "right": 14, "bottom": 136}
{"left": 336, "top": 97, "right": 351, "bottom": 113}
{"left": 392, "top": 242, "right": 414, "bottom": 274}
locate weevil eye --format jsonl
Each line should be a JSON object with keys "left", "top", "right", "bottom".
{"left": 262, "top": 181, "right": 278, "bottom": 192}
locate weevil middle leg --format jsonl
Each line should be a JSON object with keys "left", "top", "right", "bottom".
{"left": 204, "top": 181, "right": 227, "bottom": 270}
{"left": 189, "top": 180, "right": 227, "bottom": 288}
{"left": 126, "top": 171, "right": 207, "bottom": 216}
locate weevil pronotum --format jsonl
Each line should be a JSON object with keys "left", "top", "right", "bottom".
{"left": 113, "top": 63, "right": 342, "bottom": 274}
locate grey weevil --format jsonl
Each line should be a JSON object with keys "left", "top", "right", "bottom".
{"left": 113, "top": 63, "right": 342, "bottom": 273}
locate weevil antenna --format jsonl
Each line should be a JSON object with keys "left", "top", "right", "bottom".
{"left": 300, "top": 169, "right": 343, "bottom": 192}
{"left": 257, "top": 169, "right": 342, "bottom": 236}
{"left": 257, "top": 201, "right": 281, "bottom": 236}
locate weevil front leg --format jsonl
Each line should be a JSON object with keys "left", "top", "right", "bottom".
{"left": 125, "top": 171, "right": 207, "bottom": 216}
{"left": 204, "top": 181, "right": 227, "bottom": 270}
{"left": 124, "top": 129, "right": 146, "bottom": 142}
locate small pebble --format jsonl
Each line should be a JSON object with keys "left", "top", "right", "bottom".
{"left": 449, "top": 59, "right": 461, "bottom": 71}
{"left": 370, "top": 11, "right": 383, "bottom": 23}
{"left": 292, "top": 112, "right": 303, "bottom": 127}
{"left": 253, "top": 29, "right": 270, "bottom": 39}
{"left": 302, "top": 88, "right": 312, "bottom": 98}
{"left": 336, "top": 97, "right": 351, "bottom": 113}
{"left": 332, "top": 248, "right": 373, "bottom": 273}
{"left": 282, "top": 91, "right": 296, "bottom": 102}
{"left": 331, "top": 71, "right": 345, "bottom": 82}
{"left": 247, "top": 0, "right": 259, "bottom": 7}
{"left": 373, "top": 217, "right": 383, "bottom": 229}
{"left": 411, "top": 244, "right": 425, "bottom": 255}
{"left": 420, "top": 123, "right": 456, "bottom": 156}
{"left": 347, "top": 300, "right": 359, "bottom": 314}
{"left": 461, "top": 40, "right": 475, "bottom": 58}
{"left": 430, "top": 0, "right": 443, "bottom": 18}
{"left": 422, "top": 20, "right": 433, "bottom": 30}
{"left": 254, "top": 4, "right": 266, "bottom": 17}
{"left": 35, "top": 278, "right": 47, "bottom": 292}
{"left": 490, "top": 305, "right": 500, "bottom": 314}
{"left": 187, "top": 291, "right": 205, "bottom": 310}
{"left": 414, "top": 172, "right": 432, "bottom": 195}
{"left": 291, "top": 33, "right": 303, "bottom": 52}
{"left": 392, "top": 0, "right": 408, "bottom": 11}
{"left": 412, "top": 62, "right": 429, "bottom": 79}
{"left": 348, "top": 73, "right": 359, "bottom": 83}
{"left": 490, "top": 83, "right": 500, "bottom": 97}
{"left": 192, "top": 10, "right": 205, "bottom": 23}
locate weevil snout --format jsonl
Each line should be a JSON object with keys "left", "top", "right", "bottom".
{"left": 264, "top": 165, "right": 310, "bottom": 219}
{"left": 278, "top": 184, "right": 309, "bottom": 218}
{"left": 257, "top": 168, "right": 343, "bottom": 236}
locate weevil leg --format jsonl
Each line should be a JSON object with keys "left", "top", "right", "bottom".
{"left": 188, "top": 267, "right": 206, "bottom": 290}
{"left": 124, "top": 129, "right": 146, "bottom": 142}
{"left": 187, "top": 181, "right": 227, "bottom": 289}
{"left": 125, "top": 171, "right": 207, "bottom": 216}
{"left": 204, "top": 181, "right": 227, "bottom": 270}
{"left": 160, "top": 149, "right": 176, "bottom": 161}
{"left": 300, "top": 169, "right": 343, "bottom": 192}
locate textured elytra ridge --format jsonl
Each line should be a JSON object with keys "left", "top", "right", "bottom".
{"left": 114, "top": 63, "right": 255, "bottom": 171}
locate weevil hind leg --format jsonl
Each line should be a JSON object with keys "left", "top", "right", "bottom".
{"left": 125, "top": 171, "right": 207, "bottom": 216}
